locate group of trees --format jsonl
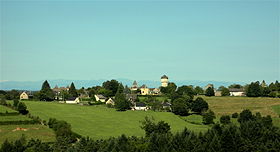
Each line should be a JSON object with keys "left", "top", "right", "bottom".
{"left": 160, "top": 83, "right": 205, "bottom": 97}
{"left": 0, "top": 90, "right": 20, "bottom": 100}
{"left": 246, "top": 80, "right": 280, "bottom": 97}
{"left": 160, "top": 83, "right": 209, "bottom": 116}
{"left": 1, "top": 109, "right": 279, "bottom": 152}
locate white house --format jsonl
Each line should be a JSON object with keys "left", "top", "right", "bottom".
{"left": 133, "top": 102, "right": 148, "bottom": 111}
{"left": 106, "top": 98, "right": 115, "bottom": 105}
{"left": 229, "top": 88, "right": 246, "bottom": 96}
{"left": 20, "top": 92, "right": 29, "bottom": 100}
{"left": 95, "top": 94, "right": 107, "bottom": 102}
{"left": 65, "top": 97, "right": 80, "bottom": 104}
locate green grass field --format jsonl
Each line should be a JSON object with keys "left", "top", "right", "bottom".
{"left": 23, "top": 101, "right": 209, "bottom": 139}
{"left": 199, "top": 96, "right": 280, "bottom": 117}
{"left": 0, "top": 105, "right": 18, "bottom": 113}
{"left": 0, "top": 124, "right": 55, "bottom": 144}
{"left": 0, "top": 115, "right": 32, "bottom": 121}
{"left": 2, "top": 96, "right": 280, "bottom": 143}
{"left": 0, "top": 105, "right": 56, "bottom": 144}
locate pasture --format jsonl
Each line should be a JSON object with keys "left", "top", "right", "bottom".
{"left": 23, "top": 101, "right": 209, "bottom": 139}
{"left": 1, "top": 96, "right": 280, "bottom": 143}
{"left": 0, "top": 105, "right": 18, "bottom": 113}
{"left": 0, "top": 124, "right": 55, "bottom": 144}
{"left": 0, "top": 105, "right": 56, "bottom": 144}
{"left": 199, "top": 96, "right": 280, "bottom": 117}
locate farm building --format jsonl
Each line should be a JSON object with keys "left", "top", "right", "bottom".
{"left": 106, "top": 98, "right": 115, "bottom": 105}
{"left": 133, "top": 102, "right": 148, "bottom": 111}
{"left": 215, "top": 91, "right": 222, "bottom": 96}
{"left": 162, "top": 102, "right": 171, "bottom": 110}
{"left": 229, "top": 88, "right": 246, "bottom": 96}
{"left": 95, "top": 94, "right": 107, "bottom": 102}
{"left": 20, "top": 92, "right": 29, "bottom": 100}
{"left": 66, "top": 97, "right": 80, "bottom": 104}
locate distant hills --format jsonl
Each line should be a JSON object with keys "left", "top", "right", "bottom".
{"left": 0, "top": 79, "right": 246, "bottom": 91}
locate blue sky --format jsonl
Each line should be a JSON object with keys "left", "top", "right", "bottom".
{"left": 0, "top": 0, "right": 279, "bottom": 83}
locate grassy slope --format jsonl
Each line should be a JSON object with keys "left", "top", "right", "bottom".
{"left": 0, "top": 115, "right": 32, "bottom": 121}
{"left": 0, "top": 104, "right": 56, "bottom": 144}
{"left": 0, "top": 105, "right": 18, "bottom": 113}
{"left": 0, "top": 124, "right": 55, "bottom": 144}
{"left": 24, "top": 101, "right": 209, "bottom": 139}
{"left": 200, "top": 96, "right": 280, "bottom": 127}
{"left": 200, "top": 96, "right": 280, "bottom": 117}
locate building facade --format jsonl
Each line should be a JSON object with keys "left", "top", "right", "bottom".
{"left": 161, "top": 75, "right": 169, "bottom": 87}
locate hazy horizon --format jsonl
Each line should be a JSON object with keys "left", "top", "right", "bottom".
{"left": 1, "top": 0, "right": 279, "bottom": 82}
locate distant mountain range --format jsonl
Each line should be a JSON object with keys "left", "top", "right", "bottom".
{"left": 0, "top": 79, "right": 246, "bottom": 91}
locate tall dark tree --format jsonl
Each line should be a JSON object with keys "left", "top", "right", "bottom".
{"left": 114, "top": 84, "right": 131, "bottom": 111}
{"left": 68, "top": 82, "right": 78, "bottom": 97}
{"left": 268, "top": 82, "right": 277, "bottom": 91}
{"left": 102, "top": 80, "right": 120, "bottom": 97}
{"left": 176, "top": 85, "right": 195, "bottom": 99}
{"left": 171, "top": 98, "right": 190, "bottom": 116}
{"left": 202, "top": 110, "right": 216, "bottom": 124}
{"left": 38, "top": 80, "right": 55, "bottom": 101}
{"left": 17, "top": 102, "right": 28, "bottom": 115}
{"left": 275, "top": 80, "right": 280, "bottom": 91}
{"left": 191, "top": 97, "right": 208, "bottom": 114}
{"left": 205, "top": 87, "right": 215, "bottom": 96}
{"left": 238, "top": 109, "right": 255, "bottom": 123}
{"left": 246, "top": 81, "right": 262, "bottom": 97}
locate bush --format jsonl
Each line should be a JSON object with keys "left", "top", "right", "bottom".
{"left": 0, "top": 120, "right": 38, "bottom": 125}
{"left": 191, "top": 97, "right": 208, "bottom": 114}
{"left": 171, "top": 98, "right": 190, "bottom": 116}
{"left": 17, "top": 102, "right": 29, "bottom": 115}
{"left": 238, "top": 109, "right": 255, "bottom": 123}
{"left": 205, "top": 87, "right": 215, "bottom": 96}
{"left": 202, "top": 110, "right": 216, "bottom": 125}
{"left": 13, "top": 99, "right": 19, "bottom": 107}
{"left": 232, "top": 112, "right": 239, "bottom": 118}
{"left": 220, "top": 115, "right": 231, "bottom": 124}
{"left": 0, "top": 95, "right": 7, "bottom": 105}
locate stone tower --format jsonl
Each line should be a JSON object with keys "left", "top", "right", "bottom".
{"left": 161, "top": 75, "right": 169, "bottom": 87}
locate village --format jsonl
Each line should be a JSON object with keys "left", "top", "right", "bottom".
{"left": 18, "top": 75, "right": 250, "bottom": 111}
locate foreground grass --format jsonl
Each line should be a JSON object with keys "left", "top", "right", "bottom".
{"left": 0, "top": 124, "right": 55, "bottom": 144}
{"left": 24, "top": 101, "right": 209, "bottom": 139}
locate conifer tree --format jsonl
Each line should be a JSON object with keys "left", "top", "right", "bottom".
{"left": 68, "top": 82, "right": 78, "bottom": 97}
{"left": 38, "top": 80, "right": 55, "bottom": 101}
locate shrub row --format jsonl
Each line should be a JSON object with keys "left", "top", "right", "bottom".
{"left": 0, "top": 120, "right": 39, "bottom": 125}
{"left": 0, "top": 112, "right": 19, "bottom": 116}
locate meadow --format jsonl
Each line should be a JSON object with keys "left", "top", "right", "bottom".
{"left": 200, "top": 96, "right": 280, "bottom": 117}
{"left": 1, "top": 96, "right": 280, "bottom": 144}
{"left": 0, "top": 124, "right": 55, "bottom": 144}
{"left": 0, "top": 105, "right": 56, "bottom": 144}
{"left": 0, "top": 105, "right": 18, "bottom": 113}
{"left": 23, "top": 101, "right": 209, "bottom": 139}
